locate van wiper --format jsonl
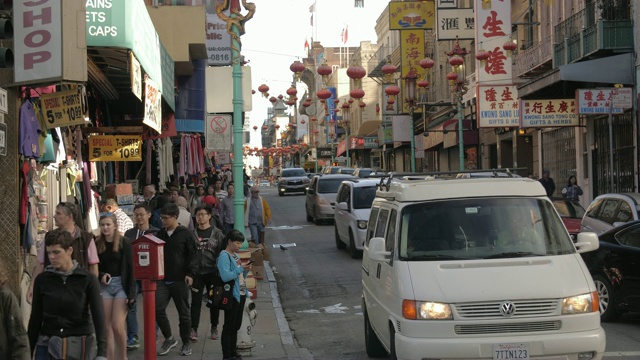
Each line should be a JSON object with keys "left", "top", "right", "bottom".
{"left": 409, "top": 254, "right": 461, "bottom": 260}
{"left": 484, "top": 252, "right": 543, "bottom": 259}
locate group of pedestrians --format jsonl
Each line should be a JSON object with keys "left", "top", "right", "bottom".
{"left": 538, "top": 169, "right": 583, "bottom": 201}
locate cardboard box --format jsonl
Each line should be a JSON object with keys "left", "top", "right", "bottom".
{"left": 251, "top": 265, "right": 265, "bottom": 280}
{"left": 250, "top": 247, "right": 264, "bottom": 266}
{"left": 115, "top": 183, "right": 133, "bottom": 195}
{"left": 116, "top": 194, "right": 136, "bottom": 205}
{"left": 258, "top": 244, "right": 270, "bottom": 262}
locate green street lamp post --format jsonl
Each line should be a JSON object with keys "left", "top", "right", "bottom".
{"left": 445, "top": 38, "right": 469, "bottom": 171}
{"left": 403, "top": 71, "right": 417, "bottom": 173}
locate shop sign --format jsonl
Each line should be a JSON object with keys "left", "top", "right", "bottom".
{"left": 14, "top": 0, "right": 58, "bottom": 84}
{"left": 474, "top": 0, "right": 512, "bottom": 83}
{"left": 380, "top": 116, "right": 394, "bottom": 145}
{"left": 392, "top": 115, "right": 412, "bottom": 142}
{"left": 576, "top": 88, "right": 630, "bottom": 114}
{"left": 130, "top": 52, "right": 142, "bottom": 101}
{"left": 389, "top": 1, "right": 435, "bottom": 30}
{"left": 0, "top": 122, "right": 5, "bottom": 156}
{"left": 216, "top": 151, "right": 230, "bottom": 165}
{"left": 206, "top": 1, "right": 232, "bottom": 66}
{"left": 0, "top": 87, "right": 7, "bottom": 114}
{"left": 437, "top": 8, "right": 475, "bottom": 40}
{"left": 205, "top": 114, "right": 232, "bottom": 151}
{"left": 477, "top": 85, "right": 519, "bottom": 128}
{"left": 337, "top": 140, "right": 346, "bottom": 156}
{"left": 144, "top": 113, "right": 178, "bottom": 140}
{"left": 40, "top": 88, "right": 87, "bottom": 129}
{"left": 89, "top": 135, "right": 142, "bottom": 162}
{"left": 520, "top": 99, "right": 578, "bottom": 128}
{"left": 364, "top": 136, "right": 379, "bottom": 149}
{"left": 144, "top": 78, "right": 162, "bottom": 133}
{"left": 400, "top": 30, "right": 425, "bottom": 114}
{"left": 317, "top": 147, "right": 332, "bottom": 158}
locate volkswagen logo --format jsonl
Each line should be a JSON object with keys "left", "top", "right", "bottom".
{"left": 500, "top": 301, "right": 516, "bottom": 317}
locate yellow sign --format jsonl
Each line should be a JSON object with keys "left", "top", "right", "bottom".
{"left": 389, "top": 1, "right": 435, "bottom": 30}
{"left": 89, "top": 135, "right": 142, "bottom": 162}
{"left": 400, "top": 30, "right": 426, "bottom": 113}
{"left": 40, "top": 88, "right": 87, "bottom": 129}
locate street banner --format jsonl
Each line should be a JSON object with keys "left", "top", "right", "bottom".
{"left": 130, "top": 52, "right": 142, "bottom": 101}
{"left": 437, "top": 8, "right": 475, "bottom": 40}
{"left": 206, "top": 114, "right": 232, "bottom": 151}
{"left": 477, "top": 85, "right": 519, "bottom": 127}
{"left": 389, "top": 1, "right": 435, "bottom": 30}
{"left": 576, "top": 88, "right": 631, "bottom": 114}
{"left": 40, "top": 88, "right": 87, "bottom": 129}
{"left": 520, "top": 99, "right": 578, "bottom": 127}
{"left": 400, "top": 30, "right": 425, "bottom": 113}
{"left": 474, "top": 0, "right": 512, "bottom": 83}
{"left": 89, "top": 135, "right": 142, "bottom": 162}
{"left": 144, "top": 78, "right": 162, "bottom": 133}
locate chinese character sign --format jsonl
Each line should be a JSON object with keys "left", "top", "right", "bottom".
{"left": 389, "top": 1, "right": 435, "bottom": 30}
{"left": 520, "top": 99, "right": 578, "bottom": 128}
{"left": 477, "top": 85, "right": 519, "bottom": 127}
{"left": 474, "top": 0, "right": 512, "bottom": 83}
{"left": 401, "top": 30, "right": 425, "bottom": 113}
{"left": 576, "top": 89, "right": 627, "bottom": 114}
{"left": 437, "top": 8, "right": 474, "bottom": 40}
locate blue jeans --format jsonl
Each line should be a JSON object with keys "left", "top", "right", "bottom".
{"left": 126, "top": 281, "right": 140, "bottom": 342}
{"left": 248, "top": 223, "right": 264, "bottom": 244}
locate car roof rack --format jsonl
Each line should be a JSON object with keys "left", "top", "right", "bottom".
{"left": 373, "top": 168, "right": 527, "bottom": 192}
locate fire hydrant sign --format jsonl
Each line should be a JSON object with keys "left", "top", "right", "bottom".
{"left": 89, "top": 135, "right": 142, "bottom": 162}
{"left": 144, "top": 78, "right": 162, "bottom": 133}
{"left": 40, "top": 88, "right": 87, "bottom": 129}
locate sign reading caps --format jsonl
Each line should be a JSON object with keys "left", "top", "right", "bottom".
{"left": 389, "top": 1, "right": 435, "bottom": 30}
{"left": 89, "top": 135, "right": 142, "bottom": 162}
{"left": 477, "top": 85, "right": 519, "bottom": 127}
{"left": 520, "top": 99, "right": 578, "bottom": 128}
{"left": 144, "top": 78, "right": 162, "bottom": 133}
{"left": 40, "top": 88, "right": 87, "bottom": 129}
{"left": 576, "top": 88, "right": 631, "bottom": 114}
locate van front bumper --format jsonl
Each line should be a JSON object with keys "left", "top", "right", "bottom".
{"left": 394, "top": 327, "right": 605, "bottom": 360}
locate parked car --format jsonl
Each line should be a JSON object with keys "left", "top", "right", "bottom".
{"left": 305, "top": 174, "right": 356, "bottom": 225}
{"left": 581, "top": 220, "right": 640, "bottom": 322}
{"left": 334, "top": 179, "right": 378, "bottom": 258}
{"left": 337, "top": 167, "right": 356, "bottom": 175}
{"left": 581, "top": 193, "right": 640, "bottom": 234}
{"left": 277, "top": 168, "right": 310, "bottom": 196}
{"left": 259, "top": 180, "right": 271, "bottom": 187}
{"left": 551, "top": 198, "right": 586, "bottom": 241}
{"left": 353, "top": 168, "right": 375, "bottom": 178}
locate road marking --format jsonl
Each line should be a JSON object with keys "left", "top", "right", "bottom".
{"left": 269, "top": 225, "right": 307, "bottom": 230}
{"left": 603, "top": 351, "right": 640, "bottom": 357}
{"left": 298, "top": 303, "right": 357, "bottom": 314}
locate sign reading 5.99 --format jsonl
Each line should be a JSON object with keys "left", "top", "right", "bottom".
{"left": 89, "top": 135, "right": 142, "bottom": 162}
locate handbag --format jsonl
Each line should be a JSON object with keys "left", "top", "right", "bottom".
{"left": 206, "top": 252, "right": 235, "bottom": 310}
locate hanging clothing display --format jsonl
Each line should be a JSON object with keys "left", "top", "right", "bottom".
{"left": 19, "top": 100, "right": 42, "bottom": 158}
{"left": 156, "top": 137, "right": 175, "bottom": 191}
{"left": 178, "top": 134, "right": 205, "bottom": 177}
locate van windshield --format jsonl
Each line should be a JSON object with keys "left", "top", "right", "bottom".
{"left": 398, "top": 198, "right": 575, "bottom": 261}
{"left": 282, "top": 169, "right": 306, "bottom": 177}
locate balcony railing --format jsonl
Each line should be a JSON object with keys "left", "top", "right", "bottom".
{"left": 554, "top": 1, "right": 633, "bottom": 67}
{"left": 515, "top": 36, "right": 552, "bottom": 77}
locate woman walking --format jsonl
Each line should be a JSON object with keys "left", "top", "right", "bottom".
{"left": 217, "top": 230, "right": 251, "bottom": 360}
{"left": 28, "top": 229, "right": 107, "bottom": 360}
{"left": 95, "top": 212, "right": 135, "bottom": 359}
{"left": 561, "top": 175, "right": 583, "bottom": 201}
{"left": 0, "top": 260, "right": 29, "bottom": 360}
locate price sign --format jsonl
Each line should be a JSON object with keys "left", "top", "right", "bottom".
{"left": 40, "top": 88, "right": 87, "bottom": 129}
{"left": 88, "top": 135, "right": 142, "bottom": 162}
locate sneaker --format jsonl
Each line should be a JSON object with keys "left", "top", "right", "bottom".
{"left": 158, "top": 337, "right": 178, "bottom": 356}
{"left": 210, "top": 327, "right": 219, "bottom": 340}
{"left": 180, "top": 343, "right": 192, "bottom": 356}
{"left": 126, "top": 336, "right": 140, "bottom": 350}
{"left": 189, "top": 329, "right": 198, "bottom": 342}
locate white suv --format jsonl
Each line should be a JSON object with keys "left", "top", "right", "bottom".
{"left": 334, "top": 179, "right": 378, "bottom": 258}
{"left": 362, "top": 173, "right": 605, "bottom": 360}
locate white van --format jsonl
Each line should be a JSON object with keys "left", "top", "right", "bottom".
{"left": 362, "top": 175, "right": 606, "bottom": 360}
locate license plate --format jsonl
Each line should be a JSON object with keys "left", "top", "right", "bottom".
{"left": 493, "top": 343, "right": 529, "bottom": 360}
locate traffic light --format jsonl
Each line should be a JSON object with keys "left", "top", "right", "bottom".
{"left": 0, "top": 17, "right": 13, "bottom": 68}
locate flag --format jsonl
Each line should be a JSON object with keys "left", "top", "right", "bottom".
{"left": 342, "top": 25, "right": 348, "bottom": 44}
{"left": 304, "top": 39, "right": 310, "bottom": 50}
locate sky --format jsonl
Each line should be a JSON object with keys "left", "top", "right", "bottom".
{"left": 239, "top": 0, "right": 389, "bottom": 154}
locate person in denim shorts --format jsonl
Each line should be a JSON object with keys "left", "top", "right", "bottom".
{"left": 95, "top": 212, "right": 136, "bottom": 360}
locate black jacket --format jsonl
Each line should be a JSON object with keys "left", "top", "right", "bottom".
{"left": 0, "top": 286, "right": 29, "bottom": 360}
{"left": 97, "top": 238, "right": 136, "bottom": 301}
{"left": 193, "top": 226, "right": 225, "bottom": 275}
{"left": 156, "top": 225, "right": 198, "bottom": 282}
{"left": 123, "top": 226, "right": 159, "bottom": 242}
{"left": 28, "top": 264, "right": 106, "bottom": 357}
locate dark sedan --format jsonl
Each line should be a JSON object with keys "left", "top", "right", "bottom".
{"left": 581, "top": 220, "right": 640, "bottom": 322}
{"left": 551, "top": 198, "right": 586, "bottom": 241}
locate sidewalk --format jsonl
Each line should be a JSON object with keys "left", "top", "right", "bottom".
{"left": 127, "top": 262, "right": 313, "bottom": 360}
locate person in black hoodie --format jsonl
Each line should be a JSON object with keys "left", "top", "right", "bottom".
{"left": 189, "top": 205, "right": 225, "bottom": 342}
{"left": 0, "top": 259, "right": 29, "bottom": 360}
{"left": 155, "top": 202, "right": 198, "bottom": 357}
{"left": 28, "top": 229, "right": 107, "bottom": 360}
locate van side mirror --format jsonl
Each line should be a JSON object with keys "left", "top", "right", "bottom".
{"left": 338, "top": 202, "right": 348, "bottom": 211}
{"left": 368, "top": 237, "right": 391, "bottom": 262}
{"left": 574, "top": 232, "right": 599, "bottom": 253}
{"left": 307, "top": 188, "right": 315, "bottom": 195}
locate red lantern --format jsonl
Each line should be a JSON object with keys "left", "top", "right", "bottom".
{"left": 348, "top": 98, "right": 354, "bottom": 104}
{"left": 303, "top": 99, "right": 311, "bottom": 107}
{"left": 381, "top": 63, "right": 397, "bottom": 76}
{"left": 385, "top": 85, "right": 400, "bottom": 97}
{"left": 254, "top": 147, "right": 259, "bottom": 151}
{"left": 316, "top": 88, "right": 331, "bottom": 100}
{"left": 275, "top": 124, "right": 280, "bottom": 129}
{"left": 300, "top": 119, "right": 306, "bottom": 124}
{"left": 261, "top": 125, "right": 268, "bottom": 131}
{"left": 286, "top": 99, "right": 295, "bottom": 106}
{"left": 475, "top": 49, "right": 489, "bottom": 65}
{"left": 503, "top": 40, "right": 517, "bottom": 56}
{"left": 310, "top": 116, "right": 317, "bottom": 122}
{"left": 286, "top": 86, "right": 297, "bottom": 97}
{"left": 449, "top": 55, "right": 464, "bottom": 68}
{"left": 417, "top": 79, "right": 430, "bottom": 89}
{"left": 447, "top": 71, "right": 459, "bottom": 84}
{"left": 258, "top": 84, "right": 269, "bottom": 97}
{"left": 341, "top": 102, "right": 350, "bottom": 110}
{"left": 317, "top": 60, "right": 332, "bottom": 84}
{"left": 350, "top": 88, "right": 365, "bottom": 99}
{"left": 290, "top": 60, "right": 305, "bottom": 81}
{"left": 359, "top": 102, "right": 366, "bottom": 109}
{"left": 251, "top": 89, "right": 256, "bottom": 94}
{"left": 253, "top": 125, "right": 258, "bottom": 131}
{"left": 419, "top": 57, "right": 435, "bottom": 70}
{"left": 313, "top": 129, "right": 319, "bottom": 134}
{"left": 346, "top": 64, "right": 366, "bottom": 80}
{"left": 269, "top": 96, "right": 277, "bottom": 103}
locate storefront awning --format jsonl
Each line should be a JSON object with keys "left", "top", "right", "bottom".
{"left": 518, "top": 53, "right": 634, "bottom": 98}
{"left": 356, "top": 120, "right": 382, "bottom": 136}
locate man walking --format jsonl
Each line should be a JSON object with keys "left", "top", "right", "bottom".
{"left": 155, "top": 203, "right": 198, "bottom": 356}
{"left": 244, "top": 185, "right": 272, "bottom": 245}
{"left": 539, "top": 169, "right": 556, "bottom": 197}
{"left": 219, "top": 183, "right": 236, "bottom": 234}
{"left": 101, "top": 198, "right": 134, "bottom": 235}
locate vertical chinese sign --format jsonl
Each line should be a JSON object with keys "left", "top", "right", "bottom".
{"left": 389, "top": 1, "right": 435, "bottom": 113}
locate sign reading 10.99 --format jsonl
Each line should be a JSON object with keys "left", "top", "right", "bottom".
{"left": 89, "top": 135, "right": 142, "bottom": 162}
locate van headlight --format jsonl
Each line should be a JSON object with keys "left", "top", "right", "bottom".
{"left": 357, "top": 220, "right": 367, "bottom": 229}
{"left": 403, "top": 300, "right": 452, "bottom": 320}
{"left": 562, "top": 292, "right": 599, "bottom": 314}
